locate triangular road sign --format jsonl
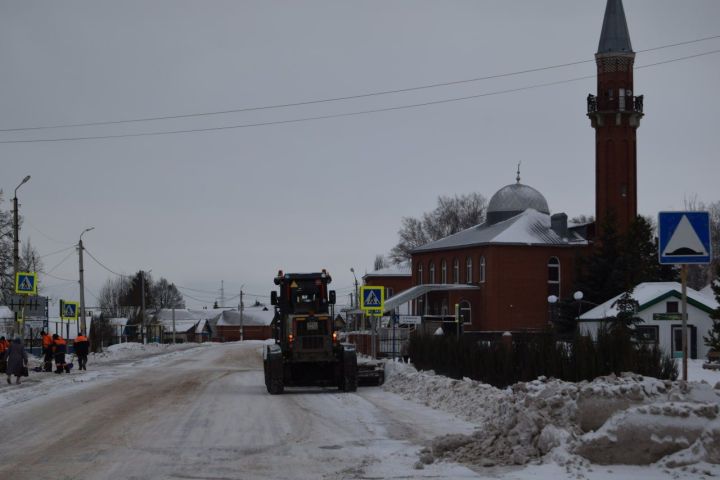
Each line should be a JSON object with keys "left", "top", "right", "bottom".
{"left": 659, "top": 211, "right": 712, "bottom": 265}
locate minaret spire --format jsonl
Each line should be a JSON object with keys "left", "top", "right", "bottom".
{"left": 597, "top": 0, "right": 633, "bottom": 54}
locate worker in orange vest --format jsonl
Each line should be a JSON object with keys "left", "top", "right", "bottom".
{"left": 74, "top": 333, "right": 89, "bottom": 371}
{"left": 0, "top": 336, "right": 9, "bottom": 374}
{"left": 41, "top": 330, "right": 53, "bottom": 372}
{"left": 52, "top": 334, "right": 68, "bottom": 374}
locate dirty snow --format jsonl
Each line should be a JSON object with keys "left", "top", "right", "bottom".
{"left": 383, "top": 360, "right": 720, "bottom": 477}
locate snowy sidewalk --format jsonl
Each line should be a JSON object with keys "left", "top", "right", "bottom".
{"left": 0, "top": 341, "right": 210, "bottom": 410}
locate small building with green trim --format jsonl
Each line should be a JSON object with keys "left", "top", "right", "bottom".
{"left": 579, "top": 282, "right": 718, "bottom": 360}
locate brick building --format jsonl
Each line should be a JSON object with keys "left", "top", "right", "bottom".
{"left": 382, "top": 0, "right": 641, "bottom": 337}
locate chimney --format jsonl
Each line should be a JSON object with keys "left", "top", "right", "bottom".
{"left": 551, "top": 213, "right": 568, "bottom": 239}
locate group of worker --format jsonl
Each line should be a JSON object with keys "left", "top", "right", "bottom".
{"left": 0, "top": 331, "right": 90, "bottom": 385}
{"left": 41, "top": 331, "right": 89, "bottom": 373}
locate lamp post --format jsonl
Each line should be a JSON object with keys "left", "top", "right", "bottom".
{"left": 350, "top": 267, "right": 359, "bottom": 330}
{"left": 547, "top": 294, "right": 558, "bottom": 327}
{"left": 13, "top": 175, "right": 31, "bottom": 275}
{"left": 239, "top": 284, "right": 245, "bottom": 341}
{"left": 78, "top": 227, "right": 94, "bottom": 335}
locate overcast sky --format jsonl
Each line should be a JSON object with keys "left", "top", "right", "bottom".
{"left": 1, "top": 0, "right": 719, "bottom": 311}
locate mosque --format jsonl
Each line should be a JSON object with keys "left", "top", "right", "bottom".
{"left": 371, "top": 0, "right": 644, "bottom": 335}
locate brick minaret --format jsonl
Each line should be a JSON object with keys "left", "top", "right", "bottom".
{"left": 587, "top": 0, "right": 643, "bottom": 235}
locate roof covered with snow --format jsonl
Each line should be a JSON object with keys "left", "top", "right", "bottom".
{"left": 154, "top": 309, "right": 201, "bottom": 333}
{"left": 215, "top": 306, "right": 274, "bottom": 327}
{"left": 0, "top": 306, "right": 14, "bottom": 319}
{"left": 579, "top": 282, "right": 719, "bottom": 320}
{"left": 412, "top": 209, "right": 587, "bottom": 253}
{"left": 363, "top": 263, "right": 411, "bottom": 278}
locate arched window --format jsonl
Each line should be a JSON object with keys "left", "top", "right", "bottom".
{"left": 479, "top": 256, "right": 486, "bottom": 283}
{"left": 441, "top": 299, "right": 449, "bottom": 316}
{"left": 548, "top": 257, "right": 560, "bottom": 297}
{"left": 459, "top": 300, "right": 471, "bottom": 324}
{"left": 417, "top": 263, "right": 423, "bottom": 285}
{"left": 453, "top": 258, "right": 460, "bottom": 284}
{"left": 466, "top": 257, "right": 473, "bottom": 284}
{"left": 429, "top": 262, "right": 436, "bottom": 284}
{"left": 441, "top": 259, "right": 447, "bottom": 284}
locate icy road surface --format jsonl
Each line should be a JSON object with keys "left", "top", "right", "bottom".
{"left": 0, "top": 342, "right": 479, "bottom": 480}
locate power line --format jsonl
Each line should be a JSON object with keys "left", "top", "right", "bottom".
{"left": 82, "top": 247, "right": 129, "bottom": 278}
{"left": 39, "top": 245, "right": 76, "bottom": 259}
{"left": 1, "top": 49, "right": 717, "bottom": 145}
{"left": 174, "top": 284, "right": 219, "bottom": 295}
{"left": 46, "top": 249, "right": 76, "bottom": 274}
{"left": 1, "top": 34, "right": 717, "bottom": 133}
{"left": 24, "top": 220, "right": 72, "bottom": 245}
{"left": 43, "top": 272, "right": 76, "bottom": 282}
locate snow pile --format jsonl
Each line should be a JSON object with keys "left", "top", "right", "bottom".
{"left": 383, "top": 361, "right": 720, "bottom": 469}
{"left": 89, "top": 341, "right": 207, "bottom": 365}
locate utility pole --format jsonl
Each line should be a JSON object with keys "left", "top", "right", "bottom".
{"left": 220, "top": 280, "right": 225, "bottom": 308}
{"left": 172, "top": 305, "right": 176, "bottom": 344}
{"left": 78, "top": 227, "right": 94, "bottom": 335}
{"left": 141, "top": 270, "right": 146, "bottom": 344}
{"left": 239, "top": 288, "right": 244, "bottom": 341}
{"left": 12, "top": 175, "right": 31, "bottom": 275}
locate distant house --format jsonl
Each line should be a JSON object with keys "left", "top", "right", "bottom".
{"left": 153, "top": 309, "right": 212, "bottom": 343}
{"left": 214, "top": 305, "right": 273, "bottom": 341}
{"left": 362, "top": 263, "right": 412, "bottom": 315}
{"left": 579, "top": 282, "right": 719, "bottom": 360}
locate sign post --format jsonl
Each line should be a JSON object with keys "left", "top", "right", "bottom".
{"left": 659, "top": 211, "right": 712, "bottom": 381}
{"left": 360, "top": 286, "right": 384, "bottom": 359}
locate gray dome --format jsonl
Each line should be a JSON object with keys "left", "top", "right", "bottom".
{"left": 487, "top": 183, "right": 549, "bottom": 225}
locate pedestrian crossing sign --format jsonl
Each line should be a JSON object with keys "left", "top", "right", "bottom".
{"left": 360, "top": 286, "right": 384, "bottom": 313}
{"left": 60, "top": 300, "right": 79, "bottom": 320}
{"left": 658, "top": 211, "right": 712, "bottom": 265}
{"left": 14, "top": 272, "right": 37, "bottom": 295}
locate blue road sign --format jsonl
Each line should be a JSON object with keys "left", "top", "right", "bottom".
{"left": 658, "top": 211, "right": 712, "bottom": 265}
{"left": 15, "top": 272, "right": 37, "bottom": 295}
{"left": 360, "top": 286, "right": 384, "bottom": 312}
{"left": 60, "top": 300, "right": 79, "bottom": 320}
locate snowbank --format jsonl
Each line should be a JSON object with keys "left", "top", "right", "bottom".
{"left": 383, "top": 361, "right": 720, "bottom": 470}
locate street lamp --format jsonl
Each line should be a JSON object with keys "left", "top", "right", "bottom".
{"left": 239, "top": 284, "right": 245, "bottom": 341}
{"left": 13, "top": 175, "right": 31, "bottom": 275}
{"left": 350, "top": 267, "right": 359, "bottom": 330}
{"left": 78, "top": 227, "right": 94, "bottom": 335}
{"left": 547, "top": 295, "right": 559, "bottom": 327}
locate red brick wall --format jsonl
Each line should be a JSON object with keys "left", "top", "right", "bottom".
{"left": 412, "top": 244, "right": 589, "bottom": 332}
{"left": 363, "top": 275, "right": 412, "bottom": 298}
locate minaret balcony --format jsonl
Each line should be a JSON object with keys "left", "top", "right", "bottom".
{"left": 587, "top": 93, "right": 643, "bottom": 114}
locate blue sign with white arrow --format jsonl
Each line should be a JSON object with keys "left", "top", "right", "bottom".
{"left": 658, "top": 211, "right": 712, "bottom": 265}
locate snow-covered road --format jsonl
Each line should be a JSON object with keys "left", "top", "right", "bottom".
{"left": 0, "top": 342, "right": 479, "bottom": 479}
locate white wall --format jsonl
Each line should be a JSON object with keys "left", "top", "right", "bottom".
{"left": 579, "top": 298, "right": 715, "bottom": 359}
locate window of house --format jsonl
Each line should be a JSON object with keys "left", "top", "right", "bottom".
{"left": 459, "top": 300, "right": 471, "bottom": 324}
{"left": 636, "top": 325, "right": 659, "bottom": 344}
{"left": 466, "top": 257, "right": 473, "bottom": 284}
{"left": 441, "top": 259, "right": 447, "bottom": 284}
{"left": 666, "top": 301, "right": 679, "bottom": 313}
{"left": 417, "top": 263, "right": 423, "bottom": 285}
{"left": 441, "top": 299, "right": 449, "bottom": 316}
{"left": 548, "top": 257, "right": 560, "bottom": 297}
{"left": 453, "top": 258, "right": 460, "bottom": 284}
{"left": 429, "top": 262, "right": 436, "bottom": 284}
{"left": 386, "top": 287, "right": 393, "bottom": 299}
{"left": 479, "top": 256, "right": 486, "bottom": 283}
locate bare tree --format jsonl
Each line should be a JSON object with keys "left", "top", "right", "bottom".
{"left": 98, "top": 276, "right": 131, "bottom": 318}
{"left": 389, "top": 193, "right": 487, "bottom": 263}
{"left": 0, "top": 191, "right": 13, "bottom": 304}
{"left": 151, "top": 277, "right": 185, "bottom": 309}
{"left": 373, "top": 254, "right": 388, "bottom": 271}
